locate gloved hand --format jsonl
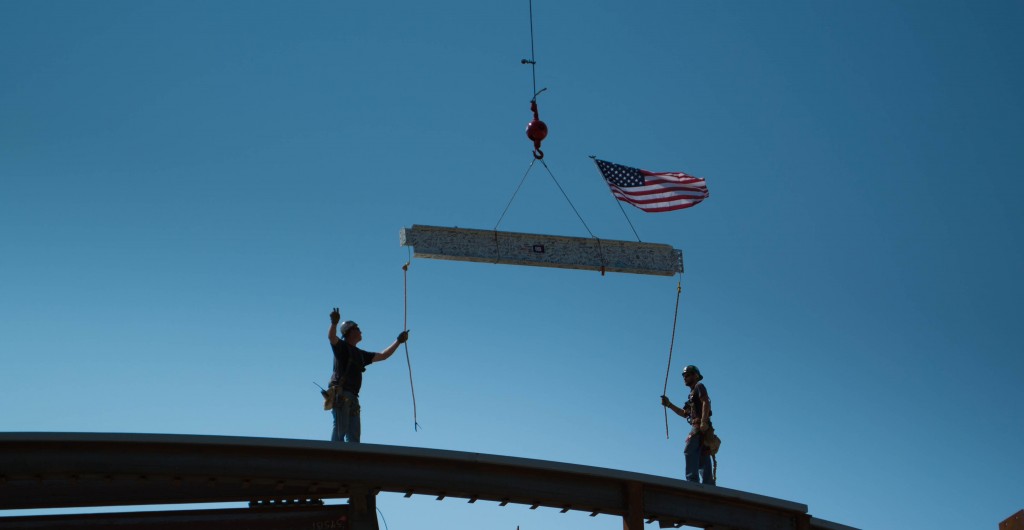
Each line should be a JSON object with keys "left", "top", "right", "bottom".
{"left": 397, "top": 330, "right": 410, "bottom": 344}
{"left": 700, "top": 419, "right": 710, "bottom": 433}
{"left": 330, "top": 307, "right": 340, "bottom": 325}
{"left": 661, "top": 395, "right": 671, "bottom": 407}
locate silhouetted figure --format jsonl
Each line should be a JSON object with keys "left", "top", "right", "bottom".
{"left": 327, "top": 307, "right": 408, "bottom": 443}
{"left": 662, "top": 365, "right": 715, "bottom": 484}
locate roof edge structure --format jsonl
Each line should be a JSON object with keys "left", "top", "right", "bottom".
{"left": 0, "top": 433, "right": 858, "bottom": 530}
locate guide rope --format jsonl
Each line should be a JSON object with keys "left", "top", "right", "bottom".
{"left": 662, "top": 274, "right": 682, "bottom": 438}
{"left": 402, "top": 250, "right": 420, "bottom": 431}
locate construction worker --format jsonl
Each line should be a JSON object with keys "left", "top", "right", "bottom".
{"left": 328, "top": 307, "right": 408, "bottom": 443}
{"left": 662, "top": 365, "right": 715, "bottom": 485}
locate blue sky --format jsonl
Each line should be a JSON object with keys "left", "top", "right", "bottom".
{"left": 2, "top": 1, "right": 1022, "bottom": 529}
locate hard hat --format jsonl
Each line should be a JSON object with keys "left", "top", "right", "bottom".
{"left": 340, "top": 321, "right": 359, "bottom": 337}
{"left": 682, "top": 365, "right": 703, "bottom": 381}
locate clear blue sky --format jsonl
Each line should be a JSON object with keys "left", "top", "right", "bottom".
{"left": 2, "top": 1, "right": 1022, "bottom": 529}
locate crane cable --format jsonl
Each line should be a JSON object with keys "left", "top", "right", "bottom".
{"left": 525, "top": 0, "right": 538, "bottom": 97}
{"left": 522, "top": 0, "right": 548, "bottom": 159}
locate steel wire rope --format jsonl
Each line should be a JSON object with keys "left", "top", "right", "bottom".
{"left": 526, "top": 0, "right": 538, "bottom": 97}
{"left": 590, "top": 156, "right": 642, "bottom": 242}
{"left": 537, "top": 158, "right": 607, "bottom": 272}
{"left": 614, "top": 198, "right": 642, "bottom": 243}
{"left": 538, "top": 158, "right": 596, "bottom": 238}
{"left": 494, "top": 157, "right": 538, "bottom": 231}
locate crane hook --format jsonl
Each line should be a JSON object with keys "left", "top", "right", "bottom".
{"left": 526, "top": 95, "right": 548, "bottom": 160}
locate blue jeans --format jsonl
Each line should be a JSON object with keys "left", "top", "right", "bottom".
{"left": 331, "top": 390, "right": 361, "bottom": 443}
{"left": 684, "top": 428, "right": 715, "bottom": 485}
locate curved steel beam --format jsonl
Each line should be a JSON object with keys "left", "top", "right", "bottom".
{"left": 0, "top": 433, "right": 856, "bottom": 530}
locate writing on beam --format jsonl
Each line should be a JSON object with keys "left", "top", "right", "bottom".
{"left": 400, "top": 225, "right": 683, "bottom": 277}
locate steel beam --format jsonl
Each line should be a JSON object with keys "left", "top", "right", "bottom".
{"left": 0, "top": 505, "right": 350, "bottom": 530}
{"left": 0, "top": 433, "right": 855, "bottom": 530}
{"left": 622, "top": 482, "right": 644, "bottom": 530}
{"left": 399, "top": 225, "right": 683, "bottom": 276}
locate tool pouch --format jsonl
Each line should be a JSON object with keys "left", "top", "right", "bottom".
{"left": 323, "top": 385, "right": 338, "bottom": 411}
{"left": 702, "top": 426, "right": 722, "bottom": 456}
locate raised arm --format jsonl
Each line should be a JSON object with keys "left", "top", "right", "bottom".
{"left": 328, "top": 307, "right": 341, "bottom": 345}
{"left": 372, "top": 330, "right": 409, "bottom": 362}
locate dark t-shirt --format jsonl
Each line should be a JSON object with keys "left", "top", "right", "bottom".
{"left": 687, "top": 382, "right": 711, "bottom": 424}
{"left": 330, "top": 340, "right": 376, "bottom": 396}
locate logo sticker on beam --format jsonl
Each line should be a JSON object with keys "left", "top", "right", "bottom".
{"left": 400, "top": 225, "right": 683, "bottom": 277}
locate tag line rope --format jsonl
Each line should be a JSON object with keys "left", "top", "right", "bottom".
{"left": 402, "top": 251, "right": 420, "bottom": 431}
{"left": 662, "top": 274, "right": 682, "bottom": 439}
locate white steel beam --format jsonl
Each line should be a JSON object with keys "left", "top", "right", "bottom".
{"left": 399, "top": 225, "right": 683, "bottom": 277}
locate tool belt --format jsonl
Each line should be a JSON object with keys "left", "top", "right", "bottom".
{"left": 323, "top": 385, "right": 339, "bottom": 411}
{"left": 702, "top": 426, "right": 721, "bottom": 457}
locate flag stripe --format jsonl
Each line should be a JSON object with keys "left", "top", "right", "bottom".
{"left": 641, "top": 175, "right": 706, "bottom": 186}
{"left": 610, "top": 184, "right": 708, "bottom": 197}
{"left": 595, "top": 158, "right": 709, "bottom": 213}
{"left": 610, "top": 189, "right": 708, "bottom": 206}
{"left": 643, "top": 173, "right": 700, "bottom": 184}
{"left": 610, "top": 194, "right": 708, "bottom": 206}
{"left": 612, "top": 195, "right": 704, "bottom": 212}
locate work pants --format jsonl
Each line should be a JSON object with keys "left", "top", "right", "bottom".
{"left": 684, "top": 428, "right": 715, "bottom": 485}
{"left": 331, "top": 390, "right": 361, "bottom": 443}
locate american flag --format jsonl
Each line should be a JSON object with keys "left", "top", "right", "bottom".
{"left": 594, "top": 158, "right": 709, "bottom": 213}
